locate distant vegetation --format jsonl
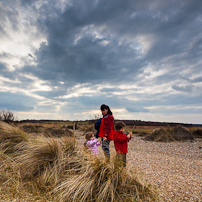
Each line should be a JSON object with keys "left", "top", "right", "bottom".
{"left": 18, "top": 118, "right": 202, "bottom": 127}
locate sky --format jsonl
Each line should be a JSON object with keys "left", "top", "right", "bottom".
{"left": 0, "top": 0, "right": 202, "bottom": 124}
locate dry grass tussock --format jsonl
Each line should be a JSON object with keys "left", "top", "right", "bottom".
{"left": 15, "top": 136, "right": 83, "bottom": 193}
{"left": 0, "top": 122, "right": 158, "bottom": 201}
{"left": 54, "top": 155, "right": 157, "bottom": 202}
{"left": 0, "top": 121, "right": 27, "bottom": 154}
{"left": 0, "top": 152, "right": 31, "bottom": 200}
{"left": 143, "top": 125, "right": 194, "bottom": 142}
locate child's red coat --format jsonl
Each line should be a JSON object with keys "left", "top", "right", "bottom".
{"left": 113, "top": 131, "right": 131, "bottom": 153}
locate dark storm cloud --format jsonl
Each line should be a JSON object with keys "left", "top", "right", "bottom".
{"left": 3, "top": 0, "right": 202, "bottom": 76}
{"left": 26, "top": 33, "right": 143, "bottom": 85}
{"left": 191, "top": 76, "right": 202, "bottom": 83}
{"left": 20, "top": 0, "right": 201, "bottom": 87}
{"left": 20, "top": 0, "right": 149, "bottom": 85}
{"left": 172, "top": 85, "right": 193, "bottom": 92}
{"left": 141, "top": 1, "right": 202, "bottom": 61}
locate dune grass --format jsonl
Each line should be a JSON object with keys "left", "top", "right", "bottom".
{"left": 16, "top": 136, "right": 80, "bottom": 192}
{"left": 0, "top": 122, "right": 158, "bottom": 201}
{"left": 54, "top": 154, "right": 157, "bottom": 202}
{"left": 0, "top": 121, "right": 28, "bottom": 154}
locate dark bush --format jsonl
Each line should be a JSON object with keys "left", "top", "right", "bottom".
{"left": 143, "top": 128, "right": 174, "bottom": 142}
{"left": 173, "top": 125, "right": 194, "bottom": 141}
{"left": 0, "top": 110, "right": 17, "bottom": 123}
{"left": 192, "top": 129, "right": 202, "bottom": 138}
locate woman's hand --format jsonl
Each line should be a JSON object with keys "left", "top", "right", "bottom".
{"left": 103, "top": 137, "right": 107, "bottom": 142}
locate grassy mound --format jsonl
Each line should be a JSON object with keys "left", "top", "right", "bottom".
{"left": 143, "top": 125, "right": 193, "bottom": 142}
{"left": 55, "top": 156, "right": 157, "bottom": 202}
{"left": 0, "top": 121, "right": 28, "bottom": 154}
{"left": 143, "top": 128, "right": 174, "bottom": 142}
{"left": 173, "top": 125, "right": 193, "bottom": 141}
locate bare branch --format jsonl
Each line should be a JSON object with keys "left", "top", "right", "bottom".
{"left": 0, "top": 109, "right": 17, "bottom": 123}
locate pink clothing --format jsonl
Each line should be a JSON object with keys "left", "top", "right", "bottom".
{"left": 86, "top": 139, "right": 101, "bottom": 155}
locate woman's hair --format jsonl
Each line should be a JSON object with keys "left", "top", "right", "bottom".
{"left": 85, "top": 132, "right": 94, "bottom": 141}
{"left": 100, "top": 104, "right": 113, "bottom": 115}
{"left": 115, "top": 121, "right": 126, "bottom": 131}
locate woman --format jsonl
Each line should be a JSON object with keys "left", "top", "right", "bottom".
{"left": 96, "top": 104, "right": 114, "bottom": 162}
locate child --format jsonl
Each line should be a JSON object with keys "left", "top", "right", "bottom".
{"left": 84, "top": 132, "right": 101, "bottom": 155}
{"left": 113, "top": 121, "right": 132, "bottom": 167}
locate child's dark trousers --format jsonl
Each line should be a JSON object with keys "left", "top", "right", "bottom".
{"left": 116, "top": 153, "right": 126, "bottom": 167}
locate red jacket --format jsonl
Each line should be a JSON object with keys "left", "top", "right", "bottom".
{"left": 98, "top": 114, "right": 114, "bottom": 140}
{"left": 113, "top": 131, "right": 131, "bottom": 153}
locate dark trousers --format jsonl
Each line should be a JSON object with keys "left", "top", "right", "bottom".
{"left": 116, "top": 153, "right": 127, "bottom": 167}
{"left": 101, "top": 139, "right": 110, "bottom": 162}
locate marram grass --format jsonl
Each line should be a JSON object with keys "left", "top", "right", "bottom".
{"left": 54, "top": 155, "right": 158, "bottom": 202}
{"left": 0, "top": 121, "right": 27, "bottom": 154}
{"left": 0, "top": 122, "right": 158, "bottom": 201}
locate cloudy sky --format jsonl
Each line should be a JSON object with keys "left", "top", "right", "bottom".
{"left": 0, "top": 0, "right": 202, "bottom": 123}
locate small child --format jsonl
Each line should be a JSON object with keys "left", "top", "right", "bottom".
{"left": 84, "top": 132, "right": 101, "bottom": 155}
{"left": 113, "top": 121, "right": 132, "bottom": 167}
